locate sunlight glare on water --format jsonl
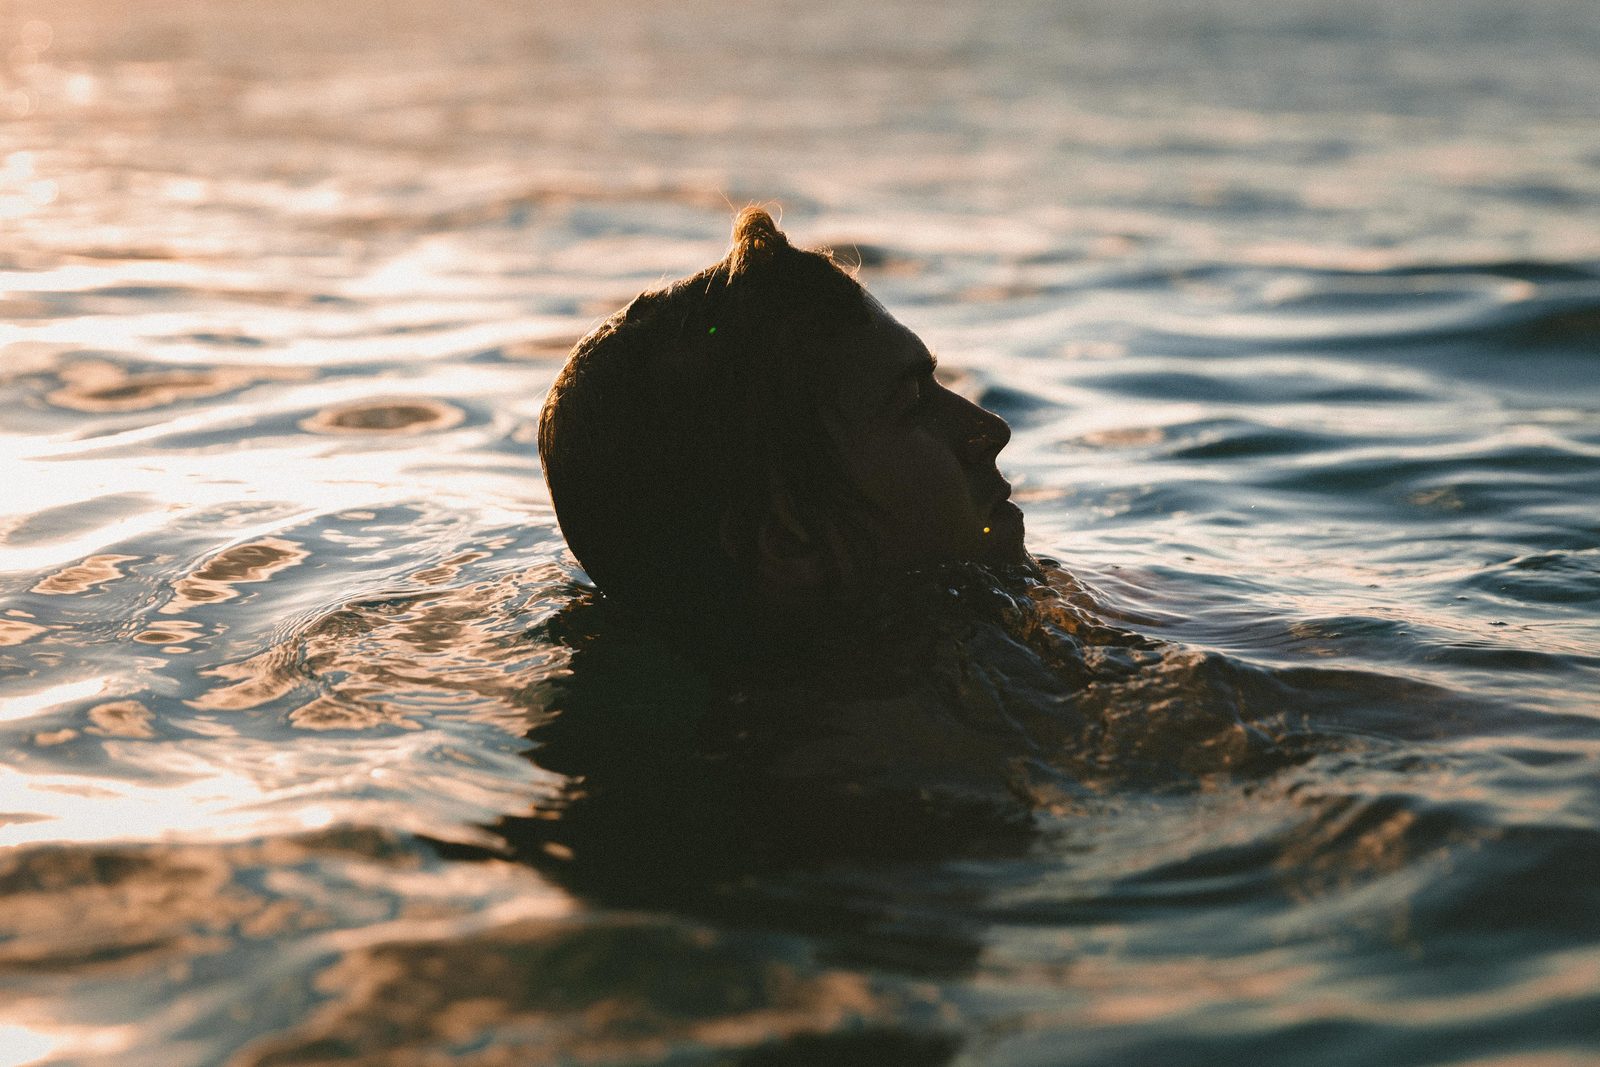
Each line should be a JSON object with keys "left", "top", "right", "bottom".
{"left": 1, "top": 0, "right": 1598, "bottom": 1063}
{"left": 0, "top": 1025, "right": 71, "bottom": 1067}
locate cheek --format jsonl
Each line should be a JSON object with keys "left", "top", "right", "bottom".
{"left": 862, "top": 441, "right": 976, "bottom": 537}
{"left": 833, "top": 423, "right": 977, "bottom": 546}
{"left": 853, "top": 435, "right": 935, "bottom": 498}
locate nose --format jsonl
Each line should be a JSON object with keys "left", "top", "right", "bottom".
{"left": 953, "top": 391, "right": 1011, "bottom": 463}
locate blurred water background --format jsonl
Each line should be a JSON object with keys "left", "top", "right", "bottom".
{"left": 2, "top": 0, "right": 1599, "bottom": 1063}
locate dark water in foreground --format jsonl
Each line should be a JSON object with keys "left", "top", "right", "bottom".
{"left": 3, "top": 0, "right": 1599, "bottom": 1063}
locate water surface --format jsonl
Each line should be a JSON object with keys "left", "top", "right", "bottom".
{"left": 2, "top": 0, "right": 1599, "bottom": 1063}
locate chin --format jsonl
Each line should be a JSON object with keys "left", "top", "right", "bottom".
{"left": 978, "top": 499, "right": 1029, "bottom": 565}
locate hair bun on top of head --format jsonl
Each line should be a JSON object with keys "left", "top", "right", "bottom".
{"left": 727, "top": 206, "right": 790, "bottom": 275}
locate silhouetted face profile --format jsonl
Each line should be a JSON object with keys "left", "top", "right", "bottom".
{"left": 826, "top": 296, "right": 1026, "bottom": 576}
{"left": 538, "top": 207, "right": 1032, "bottom": 633}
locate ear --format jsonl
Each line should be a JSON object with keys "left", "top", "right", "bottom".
{"left": 721, "top": 488, "right": 848, "bottom": 598}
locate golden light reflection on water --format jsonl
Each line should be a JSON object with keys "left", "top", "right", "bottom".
{"left": 45, "top": 360, "right": 310, "bottom": 414}
{"left": 299, "top": 397, "right": 464, "bottom": 435}
{"left": 163, "top": 537, "right": 308, "bottom": 612}
{"left": 0, "top": 762, "right": 334, "bottom": 848}
{"left": 3, "top": 551, "right": 572, "bottom": 845}
{"left": 85, "top": 700, "right": 156, "bottom": 738}
{"left": 233, "top": 913, "right": 940, "bottom": 1067}
{"left": 0, "top": 1, "right": 1595, "bottom": 1062}
{"left": 29, "top": 552, "right": 138, "bottom": 595}
{"left": 1005, "top": 941, "right": 1600, "bottom": 1042}
{"left": 0, "top": 1024, "right": 59, "bottom": 1067}
{"left": 190, "top": 562, "right": 568, "bottom": 732}
{"left": 0, "top": 824, "right": 573, "bottom": 1061}
{"left": 24, "top": 700, "right": 160, "bottom": 747}
{"left": 0, "top": 1021, "right": 132, "bottom": 1067}
{"left": 0, "top": 677, "right": 107, "bottom": 722}
{"left": 0, "top": 618, "right": 49, "bottom": 646}
{"left": 0, "top": 151, "right": 58, "bottom": 220}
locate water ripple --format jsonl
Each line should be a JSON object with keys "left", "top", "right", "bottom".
{"left": 2, "top": 0, "right": 1598, "bottom": 1063}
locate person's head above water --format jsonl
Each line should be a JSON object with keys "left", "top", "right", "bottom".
{"left": 538, "top": 207, "right": 1030, "bottom": 632}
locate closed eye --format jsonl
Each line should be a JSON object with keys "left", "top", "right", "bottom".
{"left": 896, "top": 373, "right": 935, "bottom": 416}
{"left": 884, "top": 351, "right": 939, "bottom": 416}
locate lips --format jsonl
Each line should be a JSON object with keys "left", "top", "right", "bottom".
{"left": 986, "top": 477, "right": 1013, "bottom": 514}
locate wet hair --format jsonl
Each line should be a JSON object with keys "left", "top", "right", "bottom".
{"left": 538, "top": 208, "right": 872, "bottom": 628}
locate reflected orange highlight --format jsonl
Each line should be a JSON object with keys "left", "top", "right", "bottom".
{"left": 187, "top": 648, "right": 299, "bottom": 712}
{"left": 45, "top": 360, "right": 308, "bottom": 413}
{"left": 0, "top": 619, "right": 48, "bottom": 646}
{"left": 134, "top": 619, "right": 203, "bottom": 645}
{"left": 164, "top": 538, "right": 307, "bottom": 612}
{"left": 300, "top": 398, "right": 463, "bottom": 436}
{"left": 190, "top": 563, "right": 567, "bottom": 732}
{"left": 85, "top": 700, "right": 155, "bottom": 738}
{"left": 31, "top": 553, "right": 138, "bottom": 595}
